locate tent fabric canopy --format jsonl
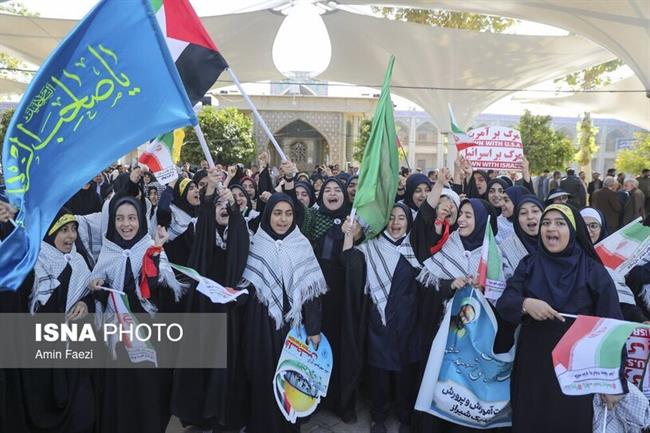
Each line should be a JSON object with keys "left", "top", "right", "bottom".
{"left": 0, "top": 8, "right": 616, "bottom": 129}
{"left": 518, "top": 75, "right": 650, "bottom": 131}
{"left": 339, "top": 0, "right": 650, "bottom": 92}
{"left": 0, "top": 76, "right": 26, "bottom": 95}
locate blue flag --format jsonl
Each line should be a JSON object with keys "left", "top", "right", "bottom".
{"left": 0, "top": 0, "right": 197, "bottom": 290}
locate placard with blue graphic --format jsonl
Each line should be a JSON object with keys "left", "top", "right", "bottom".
{"left": 273, "top": 326, "right": 333, "bottom": 423}
{"left": 415, "top": 285, "right": 516, "bottom": 428}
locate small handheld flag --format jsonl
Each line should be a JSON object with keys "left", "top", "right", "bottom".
{"left": 448, "top": 103, "right": 477, "bottom": 152}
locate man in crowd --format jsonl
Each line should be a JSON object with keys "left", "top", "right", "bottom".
{"left": 622, "top": 178, "right": 646, "bottom": 225}
{"left": 549, "top": 170, "right": 562, "bottom": 191}
{"left": 637, "top": 168, "right": 650, "bottom": 216}
{"left": 536, "top": 169, "right": 550, "bottom": 203}
{"left": 587, "top": 172, "right": 603, "bottom": 205}
{"left": 560, "top": 168, "right": 586, "bottom": 209}
{"left": 592, "top": 176, "right": 623, "bottom": 233}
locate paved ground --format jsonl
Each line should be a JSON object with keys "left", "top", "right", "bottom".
{"left": 166, "top": 398, "right": 404, "bottom": 433}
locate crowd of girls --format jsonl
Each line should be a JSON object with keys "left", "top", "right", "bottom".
{"left": 1, "top": 152, "right": 648, "bottom": 433}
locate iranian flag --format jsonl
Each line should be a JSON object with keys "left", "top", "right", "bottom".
{"left": 139, "top": 129, "right": 185, "bottom": 184}
{"left": 552, "top": 315, "right": 646, "bottom": 396}
{"left": 477, "top": 215, "right": 506, "bottom": 303}
{"left": 595, "top": 217, "right": 650, "bottom": 274}
{"left": 108, "top": 292, "right": 158, "bottom": 366}
{"left": 151, "top": 0, "right": 228, "bottom": 106}
{"left": 448, "top": 103, "right": 476, "bottom": 152}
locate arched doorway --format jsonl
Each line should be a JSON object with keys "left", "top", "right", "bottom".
{"left": 270, "top": 119, "right": 329, "bottom": 172}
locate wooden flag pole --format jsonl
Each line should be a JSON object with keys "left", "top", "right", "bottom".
{"left": 227, "top": 68, "right": 287, "bottom": 161}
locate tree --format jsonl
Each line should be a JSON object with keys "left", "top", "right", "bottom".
{"left": 615, "top": 133, "right": 650, "bottom": 175}
{"left": 558, "top": 59, "right": 624, "bottom": 91}
{"left": 181, "top": 107, "right": 255, "bottom": 166}
{"left": 575, "top": 112, "right": 599, "bottom": 176}
{"left": 352, "top": 119, "right": 372, "bottom": 163}
{"left": 373, "top": 7, "right": 514, "bottom": 32}
{"left": 517, "top": 110, "right": 574, "bottom": 174}
{"left": 0, "top": 108, "right": 16, "bottom": 155}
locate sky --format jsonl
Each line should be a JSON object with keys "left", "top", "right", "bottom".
{"left": 6, "top": 1, "right": 633, "bottom": 119}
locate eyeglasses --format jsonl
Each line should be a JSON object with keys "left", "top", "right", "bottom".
{"left": 586, "top": 223, "right": 601, "bottom": 231}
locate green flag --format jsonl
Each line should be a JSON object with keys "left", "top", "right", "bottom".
{"left": 353, "top": 55, "right": 399, "bottom": 238}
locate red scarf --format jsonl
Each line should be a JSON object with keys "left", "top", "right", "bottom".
{"left": 139, "top": 246, "right": 161, "bottom": 299}
{"left": 429, "top": 219, "right": 451, "bottom": 255}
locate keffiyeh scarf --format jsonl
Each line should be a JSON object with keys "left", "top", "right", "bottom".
{"left": 357, "top": 233, "right": 403, "bottom": 326}
{"left": 240, "top": 228, "right": 328, "bottom": 330}
{"left": 92, "top": 235, "right": 184, "bottom": 315}
{"left": 417, "top": 231, "right": 482, "bottom": 288}
{"left": 501, "top": 234, "right": 529, "bottom": 280}
{"left": 169, "top": 204, "right": 197, "bottom": 241}
{"left": 31, "top": 242, "right": 91, "bottom": 314}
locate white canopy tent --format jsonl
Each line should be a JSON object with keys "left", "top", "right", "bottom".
{"left": 0, "top": 8, "right": 614, "bottom": 131}
{"left": 338, "top": 0, "right": 650, "bottom": 92}
{"left": 516, "top": 75, "right": 650, "bottom": 131}
{"left": 0, "top": 76, "right": 26, "bottom": 96}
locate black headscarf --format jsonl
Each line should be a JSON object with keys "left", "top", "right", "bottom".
{"left": 512, "top": 195, "right": 543, "bottom": 253}
{"left": 172, "top": 178, "right": 198, "bottom": 216}
{"left": 260, "top": 193, "right": 297, "bottom": 241}
{"left": 527, "top": 203, "right": 600, "bottom": 311}
{"left": 459, "top": 198, "right": 498, "bottom": 251}
{"left": 240, "top": 176, "right": 258, "bottom": 200}
{"left": 295, "top": 181, "right": 317, "bottom": 207}
{"left": 466, "top": 170, "right": 489, "bottom": 200}
{"left": 192, "top": 170, "right": 208, "bottom": 188}
{"left": 45, "top": 207, "right": 94, "bottom": 268}
{"left": 229, "top": 184, "right": 253, "bottom": 216}
{"left": 45, "top": 207, "right": 78, "bottom": 247}
{"left": 336, "top": 172, "right": 351, "bottom": 184}
{"left": 404, "top": 173, "right": 432, "bottom": 211}
{"left": 383, "top": 202, "right": 413, "bottom": 246}
{"left": 106, "top": 195, "right": 148, "bottom": 249}
{"left": 317, "top": 177, "right": 350, "bottom": 219}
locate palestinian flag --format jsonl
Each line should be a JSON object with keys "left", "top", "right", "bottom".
{"left": 595, "top": 217, "right": 650, "bottom": 274}
{"left": 448, "top": 103, "right": 476, "bottom": 152}
{"left": 151, "top": 0, "right": 228, "bottom": 106}
{"left": 477, "top": 215, "right": 506, "bottom": 303}
{"left": 139, "top": 129, "right": 185, "bottom": 184}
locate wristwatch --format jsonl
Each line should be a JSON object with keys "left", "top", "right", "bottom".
{"left": 521, "top": 298, "right": 528, "bottom": 314}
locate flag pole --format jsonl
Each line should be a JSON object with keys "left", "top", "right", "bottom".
{"left": 193, "top": 124, "right": 215, "bottom": 168}
{"left": 226, "top": 68, "right": 287, "bottom": 161}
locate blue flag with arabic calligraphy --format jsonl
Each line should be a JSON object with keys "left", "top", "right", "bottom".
{"left": 0, "top": 0, "right": 197, "bottom": 290}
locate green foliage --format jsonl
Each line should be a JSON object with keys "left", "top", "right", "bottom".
{"left": 615, "top": 133, "right": 650, "bottom": 174}
{"left": 0, "top": 1, "right": 40, "bottom": 16}
{"left": 373, "top": 7, "right": 515, "bottom": 32}
{"left": 0, "top": 108, "right": 16, "bottom": 155}
{"left": 181, "top": 107, "right": 255, "bottom": 166}
{"left": 575, "top": 112, "right": 599, "bottom": 168}
{"left": 352, "top": 119, "right": 372, "bottom": 163}
{"left": 517, "top": 110, "right": 575, "bottom": 174}
{"left": 558, "top": 59, "right": 624, "bottom": 90}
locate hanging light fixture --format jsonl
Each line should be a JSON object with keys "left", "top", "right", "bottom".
{"left": 272, "top": 1, "right": 332, "bottom": 80}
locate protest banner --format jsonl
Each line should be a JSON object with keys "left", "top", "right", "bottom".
{"left": 625, "top": 326, "right": 650, "bottom": 398}
{"left": 460, "top": 126, "right": 524, "bottom": 170}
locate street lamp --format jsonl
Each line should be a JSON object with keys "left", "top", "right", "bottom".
{"left": 272, "top": 1, "right": 332, "bottom": 80}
